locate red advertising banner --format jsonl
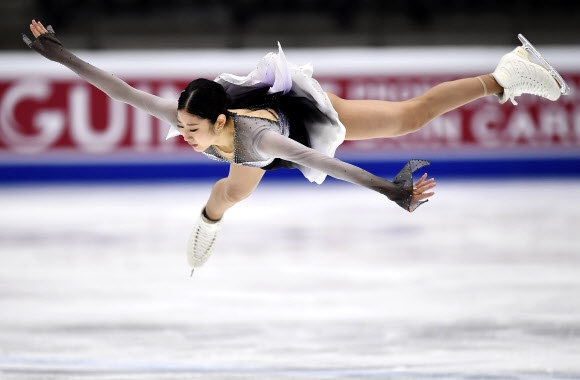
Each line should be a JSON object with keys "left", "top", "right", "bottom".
{"left": 1, "top": 74, "right": 579, "bottom": 161}
{"left": 319, "top": 75, "right": 580, "bottom": 158}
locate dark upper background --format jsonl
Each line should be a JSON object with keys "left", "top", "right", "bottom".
{"left": 2, "top": 0, "right": 579, "bottom": 50}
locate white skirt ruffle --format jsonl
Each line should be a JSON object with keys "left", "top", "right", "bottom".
{"left": 168, "top": 43, "right": 346, "bottom": 184}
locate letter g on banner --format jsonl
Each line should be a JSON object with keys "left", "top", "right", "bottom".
{"left": 0, "top": 80, "right": 64, "bottom": 154}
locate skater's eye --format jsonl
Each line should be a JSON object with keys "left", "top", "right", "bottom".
{"left": 177, "top": 119, "right": 199, "bottom": 132}
{"left": 176, "top": 124, "right": 197, "bottom": 132}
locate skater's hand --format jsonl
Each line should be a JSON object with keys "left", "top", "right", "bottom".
{"left": 409, "top": 173, "right": 436, "bottom": 212}
{"left": 29, "top": 19, "right": 49, "bottom": 38}
{"left": 22, "top": 19, "right": 65, "bottom": 62}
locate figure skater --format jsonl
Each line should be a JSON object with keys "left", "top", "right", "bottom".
{"left": 23, "top": 20, "right": 568, "bottom": 272}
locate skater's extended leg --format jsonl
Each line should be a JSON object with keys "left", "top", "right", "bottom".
{"left": 329, "top": 35, "right": 566, "bottom": 141}
{"left": 327, "top": 74, "right": 501, "bottom": 140}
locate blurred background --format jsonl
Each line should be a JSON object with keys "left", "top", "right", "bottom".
{"left": 0, "top": 0, "right": 579, "bottom": 49}
{"left": 1, "top": 3, "right": 580, "bottom": 379}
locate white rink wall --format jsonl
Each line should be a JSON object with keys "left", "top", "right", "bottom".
{"left": 2, "top": 45, "right": 580, "bottom": 78}
{"left": 1, "top": 45, "right": 580, "bottom": 183}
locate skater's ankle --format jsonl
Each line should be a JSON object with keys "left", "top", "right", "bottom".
{"left": 483, "top": 74, "right": 503, "bottom": 95}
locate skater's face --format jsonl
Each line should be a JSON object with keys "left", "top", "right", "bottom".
{"left": 177, "top": 110, "right": 226, "bottom": 152}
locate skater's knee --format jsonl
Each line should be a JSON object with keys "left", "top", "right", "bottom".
{"left": 223, "top": 179, "right": 254, "bottom": 204}
{"left": 396, "top": 99, "right": 433, "bottom": 134}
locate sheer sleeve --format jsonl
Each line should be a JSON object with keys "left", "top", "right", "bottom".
{"left": 23, "top": 27, "right": 177, "bottom": 126}
{"left": 255, "top": 130, "right": 429, "bottom": 211}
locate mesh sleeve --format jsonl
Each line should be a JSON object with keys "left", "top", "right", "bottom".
{"left": 255, "top": 130, "right": 430, "bottom": 211}
{"left": 23, "top": 27, "right": 178, "bottom": 126}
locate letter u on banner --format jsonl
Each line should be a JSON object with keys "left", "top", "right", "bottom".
{"left": 69, "top": 85, "right": 126, "bottom": 153}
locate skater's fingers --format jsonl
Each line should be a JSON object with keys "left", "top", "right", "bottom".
{"left": 416, "top": 183, "right": 436, "bottom": 194}
{"left": 31, "top": 22, "right": 43, "bottom": 38}
{"left": 414, "top": 173, "right": 428, "bottom": 187}
{"left": 417, "top": 178, "right": 435, "bottom": 187}
{"left": 408, "top": 192, "right": 434, "bottom": 213}
{"left": 29, "top": 23, "right": 40, "bottom": 38}
{"left": 37, "top": 21, "right": 49, "bottom": 34}
{"left": 413, "top": 179, "right": 436, "bottom": 195}
{"left": 30, "top": 20, "right": 47, "bottom": 38}
{"left": 417, "top": 191, "right": 435, "bottom": 200}
{"left": 411, "top": 191, "right": 435, "bottom": 205}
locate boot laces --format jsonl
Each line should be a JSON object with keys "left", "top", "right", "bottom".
{"left": 505, "top": 60, "right": 551, "bottom": 105}
{"left": 192, "top": 223, "right": 218, "bottom": 260}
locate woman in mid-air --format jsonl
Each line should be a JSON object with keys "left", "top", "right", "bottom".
{"left": 23, "top": 20, "right": 568, "bottom": 272}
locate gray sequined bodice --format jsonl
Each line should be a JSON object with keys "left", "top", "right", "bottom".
{"left": 202, "top": 110, "right": 290, "bottom": 168}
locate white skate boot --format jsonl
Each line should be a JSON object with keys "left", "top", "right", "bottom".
{"left": 187, "top": 209, "right": 222, "bottom": 274}
{"left": 492, "top": 34, "right": 569, "bottom": 105}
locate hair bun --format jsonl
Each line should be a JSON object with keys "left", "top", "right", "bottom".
{"left": 177, "top": 78, "right": 230, "bottom": 123}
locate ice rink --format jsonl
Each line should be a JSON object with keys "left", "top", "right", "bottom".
{"left": 1, "top": 179, "right": 579, "bottom": 380}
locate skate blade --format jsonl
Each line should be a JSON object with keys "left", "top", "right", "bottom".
{"left": 518, "top": 34, "right": 570, "bottom": 95}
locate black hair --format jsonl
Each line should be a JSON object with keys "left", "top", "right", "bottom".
{"left": 177, "top": 79, "right": 318, "bottom": 167}
{"left": 178, "top": 78, "right": 231, "bottom": 123}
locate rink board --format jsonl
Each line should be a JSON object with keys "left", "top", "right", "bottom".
{"left": 1, "top": 46, "right": 579, "bottom": 183}
{"left": 2, "top": 157, "right": 580, "bottom": 184}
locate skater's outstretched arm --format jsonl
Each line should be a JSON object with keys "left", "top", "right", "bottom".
{"left": 23, "top": 20, "right": 177, "bottom": 126}
{"left": 256, "top": 131, "right": 435, "bottom": 212}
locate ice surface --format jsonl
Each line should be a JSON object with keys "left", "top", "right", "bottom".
{"left": 0, "top": 180, "right": 579, "bottom": 379}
